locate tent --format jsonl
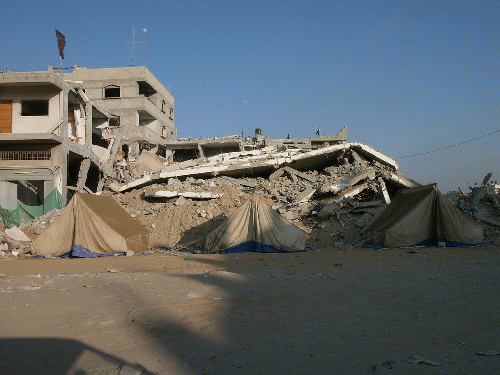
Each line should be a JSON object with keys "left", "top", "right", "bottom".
{"left": 32, "top": 193, "right": 150, "bottom": 257}
{"left": 205, "top": 194, "right": 306, "bottom": 253}
{"left": 367, "top": 184, "right": 483, "bottom": 248}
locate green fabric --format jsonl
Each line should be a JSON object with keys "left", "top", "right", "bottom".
{"left": 0, "top": 189, "right": 65, "bottom": 228}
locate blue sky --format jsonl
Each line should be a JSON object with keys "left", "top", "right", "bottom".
{"left": 1, "top": 0, "right": 498, "bottom": 192}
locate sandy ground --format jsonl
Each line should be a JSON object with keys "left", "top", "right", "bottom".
{"left": 1, "top": 245, "right": 500, "bottom": 375}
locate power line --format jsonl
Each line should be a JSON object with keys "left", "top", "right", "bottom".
{"left": 394, "top": 128, "right": 500, "bottom": 159}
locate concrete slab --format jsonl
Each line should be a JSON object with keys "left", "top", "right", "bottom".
{"left": 117, "top": 142, "right": 410, "bottom": 192}
{"left": 283, "top": 166, "right": 315, "bottom": 182}
{"left": 295, "top": 187, "right": 316, "bottom": 204}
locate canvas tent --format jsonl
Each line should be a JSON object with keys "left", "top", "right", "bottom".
{"left": 205, "top": 194, "right": 306, "bottom": 253}
{"left": 368, "top": 184, "right": 483, "bottom": 248}
{"left": 32, "top": 193, "right": 150, "bottom": 257}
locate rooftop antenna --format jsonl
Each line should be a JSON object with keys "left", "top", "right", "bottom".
{"left": 127, "top": 25, "right": 147, "bottom": 66}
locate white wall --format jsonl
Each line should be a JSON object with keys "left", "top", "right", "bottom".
{"left": 0, "top": 86, "right": 62, "bottom": 134}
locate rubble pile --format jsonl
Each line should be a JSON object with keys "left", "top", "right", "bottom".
{"left": 0, "top": 225, "right": 29, "bottom": 259}
{"left": 447, "top": 174, "right": 500, "bottom": 244}
{"left": 18, "top": 209, "right": 63, "bottom": 235}
{"left": 103, "top": 149, "right": 400, "bottom": 251}
{"left": 1, "top": 140, "right": 499, "bottom": 257}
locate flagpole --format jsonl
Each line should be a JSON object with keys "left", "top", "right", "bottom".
{"left": 59, "top": 56, "right": 63, "bottom": 78}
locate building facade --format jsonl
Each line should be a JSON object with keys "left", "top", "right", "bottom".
{"left": 0, "top": 66, "right": 174, "bottom": 207}
{"left": 64, "top": 66, "right": 175, "bottom": 158}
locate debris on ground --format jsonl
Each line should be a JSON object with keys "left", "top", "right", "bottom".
{"left": 476, "top": 350, "right": 500, "bottom": 356}
{"left": 406, "top": 355, "right": 441, "bottom": 366}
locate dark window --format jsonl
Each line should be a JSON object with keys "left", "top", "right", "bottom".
{"left": 104, "top": 85, "right": 120, "bottom": 98}
{"left": 16, "top": 180, "right": 44, "bottom": 206}
{"left": 21, "top": 100, "right": 49, "bottom": 116}
{"left": 138, "top": 81, "right": 156, "bottom": 97}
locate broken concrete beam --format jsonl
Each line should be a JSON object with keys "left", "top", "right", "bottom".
{"left": 282, "top": 166, "right": 315, "bottom": 182}
{"left": 351, "top": 143, "right": 399, "bottom": 170}
{"left": 377, "top": 178, "right": 391, "bottom": 204}
{"left": 295, "top": 187, "right": 316, "bottom": 204}
{"left": 269, "top": 168, "right": 286, "bottom": 181}
{"left": 177, "top": 158, "right": 205, "bottom": 169}
{"left": 76, "top": 158, "right": 91, "bottom": 192}
{"left": 222, "top": 176, "right": 257, "bottom": 188}
{"left": 321, "top": 171, "right": 376, "bottom": 194}
{"left": 333, "top": 182, "right": 370, "bottom": 203}
{"left": 269, "top": 166, "right": 315, "bottom": 183}
{"left": 145, "top": 190, "right": 222, "bottom": 199}
{"left": 387, "top": 171, "right": 420, "bottom": 188}
{"left": 145, "top": 190, "right": 179, "bottom": 198}
{"left": 350, "top": 150, "right": 366, "bottom": 165}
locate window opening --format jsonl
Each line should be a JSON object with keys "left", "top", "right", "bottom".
{"left": 21, "top": 100, "right": 49, "bottom": 116}
{"left": 104, "top": 85, "right": 120, "bottom": 98}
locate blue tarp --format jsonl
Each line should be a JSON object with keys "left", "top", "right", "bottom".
{"left": 366, "top": 237, "right": 484, "bottom": 250}
{"left": 216, "top": 241, "right": 306, "bottom": 254}
{"left": 58, "top": 245, "right": 125, "bottom": 258}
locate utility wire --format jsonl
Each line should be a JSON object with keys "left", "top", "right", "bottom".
{"left": 394, "top": 128, "right": 500, "bottom": 159}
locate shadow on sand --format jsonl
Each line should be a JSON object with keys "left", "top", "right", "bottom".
{"left": 0, "top": 337, "right": 155, "bottom": 375}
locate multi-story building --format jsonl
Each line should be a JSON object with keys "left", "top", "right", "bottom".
{"left": 0, "top": 66, "right": 174, "bottom": 208}
{"left": 64, "top": 66, "right": 175, "bottom": 158}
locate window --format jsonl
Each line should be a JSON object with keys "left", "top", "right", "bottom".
{"left": 21, "top": 100, "right": 49, "bottom": 116}
{"left": 104, "top": 85, "right": 120, "bottom": 98}
{"left": 169, "top": 107, "right": 174, "bottom": 119}
{"left": 138, "top": 81, "right": 156, "bottom": 97}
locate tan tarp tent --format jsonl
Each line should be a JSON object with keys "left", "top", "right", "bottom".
{"left": 368, "top": 184, "right": 483, "bottom": 248}
{"left": 205, "top": 194, "right": 306, "bottom": 253}
{"left": 32, "top": 193, "right": 150, "bottom": 256}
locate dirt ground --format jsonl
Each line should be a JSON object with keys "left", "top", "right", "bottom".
{"left": 1, "top": 245, "right": 500, "bottom": 375}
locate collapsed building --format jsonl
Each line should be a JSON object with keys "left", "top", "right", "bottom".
{"left": 10, "top": 65, "right": 497, "bottom": 256}
{"left": 0, "top": 66, "right": 175, "bottom": 209}
{"left": 111, "top": 126, "right": 419, "bottom": 197}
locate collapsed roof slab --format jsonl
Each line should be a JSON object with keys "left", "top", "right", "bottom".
{"left": 386, "top": 171, "right": 421, "bottom": 189}
{"left": 115, "top": 142, "right": 407, "bottom": 192}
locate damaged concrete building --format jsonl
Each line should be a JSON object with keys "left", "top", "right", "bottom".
{"left": 114, "top": 125, "right": 419, "bottom": 208}
{"left": 63, "top": 66, "right": 175, "bottom": 154}
{"left": 0, "top": 66, "right": 174, "bottom": 207}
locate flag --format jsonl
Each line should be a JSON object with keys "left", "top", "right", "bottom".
{"left": 316, "top": 127, "right": 321, "bottom": 136}
{"left": 55, "top": 29, "right": 66, "bottom": 59}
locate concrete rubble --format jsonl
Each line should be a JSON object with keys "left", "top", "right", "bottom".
{"left": 1, "top": 128, "right": 499, "bottom": 257}
{"left": 445, "top": 174, "right": 500, "bottom": 246}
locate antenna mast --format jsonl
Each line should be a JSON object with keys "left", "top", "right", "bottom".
{"left": 127, "top": 25, "right": 147, "bottom": 66}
